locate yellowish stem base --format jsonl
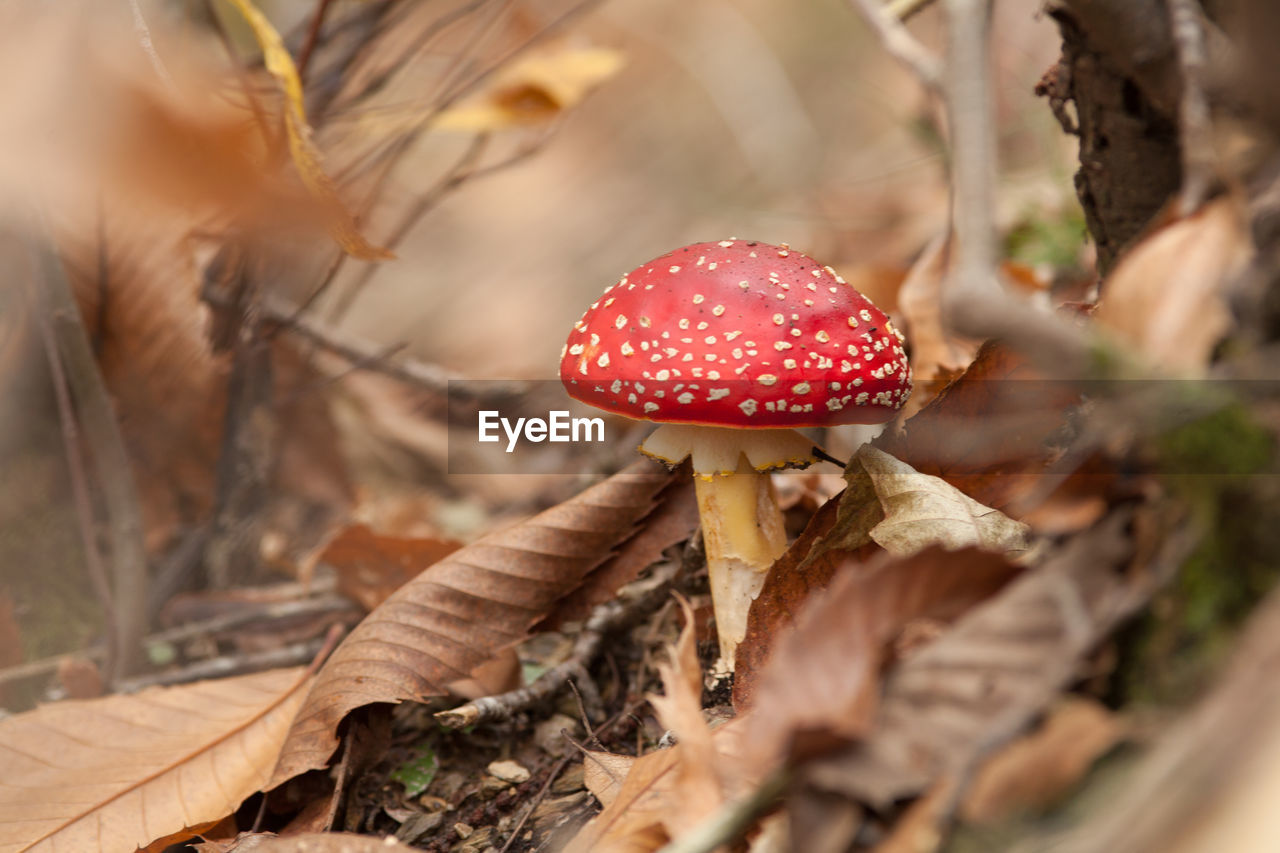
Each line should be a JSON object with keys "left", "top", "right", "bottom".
{"left": 695, "top": 456, "right": 788, "bottom": 669}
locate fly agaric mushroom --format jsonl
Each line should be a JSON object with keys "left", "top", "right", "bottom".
{"left": 559, "top": 240, "right": 911, "bottom": 669}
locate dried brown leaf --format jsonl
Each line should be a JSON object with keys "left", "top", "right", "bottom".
{"left": 960, "top": 697, "right": 1123, "bottom": 823}
{"left": 0, "top": 667, "right": 312, "bottom": 853}
{"left": 1095, "top": 196, "right": 1251, "bottom": 373}
{"left": 648, "top": 598, "right": 725, "bottom": 836}
{"left": 321, "top": 524, "right": 462, "bottom": 612}
{"left": 539, "top": 474, "right": 698, "bottom": 630}
{"left": 875, "top": 341, "right": 1109, "bottom": 528}
{"left": 745, "top": 547, "right": 1022, "bottom": 768}
{"left": 584, "top": 751, "right": 638, "bottom": 810}
{"left": 799, "top": 513, "right": 1137, "bottom": 809}
{"left": 269, "top": 461, "right": 678, "bottom": 787}
{"left": 568, "top": 722, "right": 750, "bottom": 853}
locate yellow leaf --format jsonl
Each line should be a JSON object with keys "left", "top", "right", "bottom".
{"left": 0, "top": 667, "right": 313, "bottom": 852}
{"left": 434, "top": 46, "right": 625, "bottom": 131}
{"left": 223, "top": 0, "right": 392, "bottom": 261}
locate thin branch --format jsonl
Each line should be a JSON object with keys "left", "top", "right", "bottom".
{"left": 1166, "top": 0, "right": 1216, "bottom": 215}
{"left": 846, "top": 0, "right": 944, "bottom": 96}
{"left": 34, "top": 233, "right": 149, "bottom": 682}
{"left": 37, "top": 312, "right": 119, "bottom": 675}
{"left": 296, "top": 0, "right": 337, "bottom": 83}
{"left": 940, "top": 0, "right": 1091, "bottom": 375}
{"left": 203, "top": 286, "right": 530, "bottom": 397}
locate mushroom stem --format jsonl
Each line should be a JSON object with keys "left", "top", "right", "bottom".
{"left": 695, "top": 456, "right": 788, "bottom": 669}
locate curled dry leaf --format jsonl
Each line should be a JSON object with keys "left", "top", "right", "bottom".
{"left": 854, "top": 445, "right": 1031, "bottom": 556}
{"left": 0, "top": 667, "right": 312, "bottom": 853}
{"left": 269, "top": 461, "right": 679, "bottom": 787}
{"left": 223, "top": 0, "right": 392, "bottom": 261}
{"left": 1094, "top": 196, "right": 1251, "bottom": 373}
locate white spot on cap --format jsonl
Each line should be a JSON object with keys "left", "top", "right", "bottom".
{"left": 724, "top": 330, "right": 743, "bottom": 341}
{"left": 628, "top": 393, "right": 637, "bottom": 403}
{"left": 775, "top": 341, "right": 793, "bottom": 351}
{"left": 847, "top": 317, "right": 859, "bottom": 328}
{"left": 613, "top": 315, "right": 626, "bottom": 330}
{"left": 758, "top": 374, "right": 778, "bottom": 386}
{"left": 826, "top": 398, "right": 845, "bottom": 411}
{"left": 597, "top": 352, "right": 610, "bottom": 368}
{"left": 639, "top": 316, "right": 652, "bottom": 328}
{"left": 772, "top": 313, "right": 785, "bottom": 325}
{"left": 570, "top": 343, "right": 584, "bottom": 356}
{"left": 559, "top": 344, "right": 568, "bottom": 359}
{"left": 784, "top": 359, "right": 798, "bottom": 369}
{"left": 644, "top": 402, "right": 660, "bottom": 413}
{"left": 704, "top": 336, "right": 717, "bottom": 345}
{"left": 718, "top": 240, "right": 734, "bottom": 247}
{"left": 713, "top": 304, "right": 725, "bottom": 316}
{"left": 739, "top": 399, "right": 758, "bottom": 416}
{"left": 707, "top": 262, "right": 718, "bottom": 270}
{"left": 635, "top": 382, "right": 646, "bottom": 393}
{"left": 738, "top": 280, "right": 750, "bottom": 290}
{"left": 692, "top": 294, "right": 705, "bottom": 304}
{"left": 708, "top": 388, "right": 731, "bottom": 401}
{"left": 591, "top": 333, "right": 600, "bottom": 345}
{"left": 677, "top": 392, "right": 694, "bottom": 404}
{"left": 815, "top": 330, "right": 830, "bottom": 343}
{"left": 860, "top": 309, "right": 873, "bottom": 322}
{"left": 656, "top": 370, "right": 671, "bottom": 380}
{"left": 621, "top": 342, "right": 635, "bottom": 356}
{"left": 792, "top": 382, "right": 811, "bottom": 394}
{"left": 610, "top": 379, "right": 623, "bottom": 393}
{"left": 789, "top": 328, "right": 801, "bottom": 337}
{"left": 669, "top": 265, "right": 681, "bottom": 273}
{"left": 678, "top": 319, "right": 690, "bottom": 330}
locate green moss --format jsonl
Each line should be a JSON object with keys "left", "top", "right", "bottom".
{"left": 1112, "top": 402, "right": 1279, "bottom": 707}
{"left": 1004, "top": 206, "right": 1088, "bottom": 269}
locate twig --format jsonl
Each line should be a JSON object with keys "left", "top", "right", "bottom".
{"left": 34, "top": 234, "right": 149, "bottom": 682}
{"left": 36, "top": 312, "right": 119, "bottom": 675}
{"left": 113, "top": 630, "right": 339, "bottom": 693}
{"left": 436, "top": 561, "right": 682, "bottom": 729}
{"left": 0, "top": 590, "right": 352, "bottom": 690}
{"left": 327, "top": 133, "right": 557, "bottom": 322}
{"left": 296, "top": 0, "right": 337, "bottom": 83}
{"left": 846, "top": 0, "right": 944, "bottom": 96}
{"left": 203, "top": 286, "right": 531, "bottom": 398}
{"left": 656, "top": 768, "right": 791, "bottom": 853}
{"left": 1165, "top": 0, "right": 1216, "bottom": 215}
{"left": 940, "top": 0, "right": 1091, "bottom": 375}
{"left": 498, "top": 755, "right": 572, "bottom": 853}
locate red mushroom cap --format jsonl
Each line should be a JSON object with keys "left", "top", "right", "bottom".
{"left": 559, "top": 240, "right": 911, "bottom": 428}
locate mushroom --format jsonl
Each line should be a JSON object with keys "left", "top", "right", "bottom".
{"left": 559, "top": 240, "right": 911, "bottom": 670}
